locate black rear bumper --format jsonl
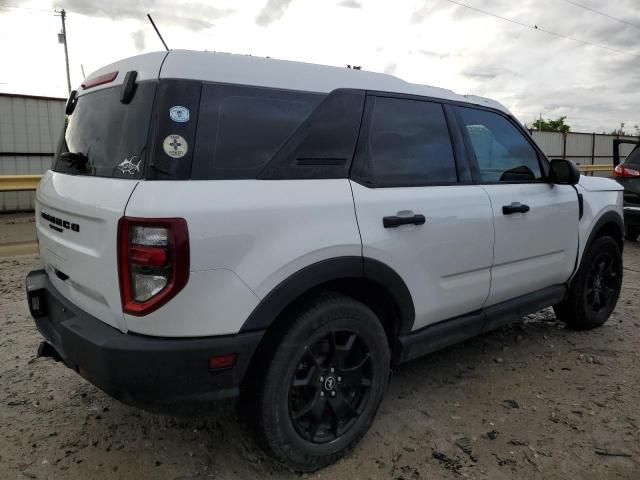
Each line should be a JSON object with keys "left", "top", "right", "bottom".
{"left": 26, "top": 270, "right": 264, "bottom": 410}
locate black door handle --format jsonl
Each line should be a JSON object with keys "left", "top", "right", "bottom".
{"left": 502, "top": 203, "right": 530, "bottom": 215}
{"left": 383, "top": 214, "right": 426, "bottom": 228}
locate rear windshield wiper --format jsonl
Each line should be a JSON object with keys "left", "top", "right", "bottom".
{"left": 59, "top": 151, "right": 90, "bottom": 172}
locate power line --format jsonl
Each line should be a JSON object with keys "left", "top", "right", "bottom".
{"left": 562, "top": 0, "right": 640, "bottom": 31}
{"left": 441, "top": 0, "right": 640, "bottom": 59}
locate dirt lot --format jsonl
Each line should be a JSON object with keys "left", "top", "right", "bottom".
{"left": 0, "top": 238, "right": 638, "bottom": 479}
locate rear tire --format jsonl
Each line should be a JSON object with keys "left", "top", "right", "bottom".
{"left": 554, "top": 236, "right": 622, "bottom": 330}
{"left": 256, "top": 294, "right": 390, "bottom": 472}
{"left": 626, "top": 225, "right": 640, "bottom": 242}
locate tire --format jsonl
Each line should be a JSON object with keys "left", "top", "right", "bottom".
{"left": 256, "top": 294, "right": 390, "bottom": 472}
{"left": 626, "top": 225, "right": 640, "bottom": 242}
{"left": 554, "top": 236, "right": 623, "bottom": 330}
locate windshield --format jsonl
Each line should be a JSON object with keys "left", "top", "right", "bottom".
{"left": 54, "top": 82, "right": 156, "bottom": 178}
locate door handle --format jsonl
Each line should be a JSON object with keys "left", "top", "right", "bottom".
{"left": 383, "top": 214, "right": 426, "bottom": 228}
{"left": 502, "top": 202, "right": 530, "bottom": 215}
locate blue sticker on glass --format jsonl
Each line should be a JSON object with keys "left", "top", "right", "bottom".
{"left": 169, "top": 106, "right": 190, "bottom": 123}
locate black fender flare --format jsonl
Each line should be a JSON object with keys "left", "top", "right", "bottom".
{"left": 584, "top": 210, "right": 624, "bottom": 253}
{"left": 239, "top": 256, "right": 415, "bottom": 335}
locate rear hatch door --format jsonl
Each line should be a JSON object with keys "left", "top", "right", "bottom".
{"left": 37, "top": 65, "right": 160, "bottom": 332}
{"left": 37, "top": 174, "right": 138, "bottom": 331}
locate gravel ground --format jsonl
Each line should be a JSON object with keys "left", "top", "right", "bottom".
{"left": 0, "top": 242, "right": 639, "bottom": 479}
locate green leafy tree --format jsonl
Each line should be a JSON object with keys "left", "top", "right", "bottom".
{"left": 531, "top": 116, "right": 571, "bottom": 134}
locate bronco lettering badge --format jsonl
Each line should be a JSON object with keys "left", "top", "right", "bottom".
{"left": 41, "top": 211, "right": 80, "bottom": 233}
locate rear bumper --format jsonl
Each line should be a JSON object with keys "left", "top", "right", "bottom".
{"left": 25, "top": 269, "right": 264, "bottom": 410}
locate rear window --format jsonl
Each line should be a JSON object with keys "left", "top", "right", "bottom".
{"left": 53, "top": 83, "right": 156, "bottom": 178}
{"left": 191, "top": 84, "right": 323, "bottom": 179}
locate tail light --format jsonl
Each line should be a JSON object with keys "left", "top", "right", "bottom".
{"left": 118, "top": 217, "right": 189, "bottom": 316}
{"left": 613, "top": 164, "right": 640, "bottom": 178}
{"left": 81, "top": 71, "right": 118, "bottom": 90}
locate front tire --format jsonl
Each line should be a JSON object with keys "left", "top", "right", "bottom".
{"left": 554, "top": 236, "right": 622, "bottom": 330}
{"left": 257, "top": 294, "right": 390, "bottom": 472}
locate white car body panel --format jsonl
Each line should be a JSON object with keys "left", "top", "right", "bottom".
{"left": 125, "top": 269, "right": 260, "bottom": 337}
{"left": 350, "top": 182, "right": 494, "bottom": 331}
{"left": 124, "top": 179, "right": 361, "bottom": 336}
{"left": 481, "top": 183, "right": 580, "bottom": 306}
{"left": 578, "top": 175, "right": 624, "bottom": 192}
{"left": 576, "top": 176, "right": 624, "bottom": 268}
{"left": 35, "top": 171, "right": 138, "bottom": 332}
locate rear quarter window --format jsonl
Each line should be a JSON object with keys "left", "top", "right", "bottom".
{"left": 191, "top": 84, "right": 323, "bottom": 180}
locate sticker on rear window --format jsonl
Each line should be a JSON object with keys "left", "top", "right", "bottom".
{"left": 117, "top": 156, "right": 141, "bottom": 175}
{"left": 163, "top": 134, "right": 188, "bottom": 159}
{"left": 169, "top": 106, "right": 190, "bottom": 123}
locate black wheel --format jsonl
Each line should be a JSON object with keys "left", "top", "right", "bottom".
{"left": 626, "top": 225, "right": 640, "bottom": 241}
{"left": 256, "top": 294, "right": 390, "bottom": 472}
{"left": 554, "top": 236, "right": 623, "bottom": 330}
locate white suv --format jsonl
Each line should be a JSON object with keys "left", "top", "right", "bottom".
{"left": 26, "top": 50, "right": 625, "bottom": 471}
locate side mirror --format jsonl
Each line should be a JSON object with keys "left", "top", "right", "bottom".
{"left": 549, "top": 159, "right": 580, "bottom": 185}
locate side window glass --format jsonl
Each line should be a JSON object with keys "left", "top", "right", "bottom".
{"left": 356, "top": 97, "right": 457, "bottom": 187}
{"left": 192, "top": 84, "right": 323, "bottom": 180}
{"left": 457, "top": 107, "right": 542, "bottom": 182}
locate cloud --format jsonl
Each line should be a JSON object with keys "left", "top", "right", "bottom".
{"left": 461, "top": 65, "right": 516, "bottom": 80}
{"left": 337, "top": 0, "right": 362, "bottom": 8}
{"left": 131, "top": 29, "right": 145, "bottom": 51}
{"left": 58, "top": 0, "right": 234, "bottom": 31}
{"left": 255, "top": 0, "right": 294, "bottom": 27}
{"left": 383, "top": 62, "right": 397, "bottom": 75}
{"left": 416, "top": 49, "right": 450, "bottom": 59}
{"left": 406, "top": 0, "right": 640, "bottom": 132}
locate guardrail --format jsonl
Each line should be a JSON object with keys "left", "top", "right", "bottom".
{"left": 578, "top": 164, "right": 613, "bottom": 175}
{"left": 0, "top": 175, "right": 42, "bottom": 192}
{"left": 0, "top": 165, "right": 615, "bottom": 192}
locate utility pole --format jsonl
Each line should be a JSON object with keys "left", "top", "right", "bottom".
{"left": 56, "top": 9, "right": 72, "bottom": 94}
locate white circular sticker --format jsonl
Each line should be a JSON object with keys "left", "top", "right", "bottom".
{"left": 163, "top": 134, "right": 188, "bottom": 159}
{"left": 169, "top": 106, "right": 190, "bottom": 123}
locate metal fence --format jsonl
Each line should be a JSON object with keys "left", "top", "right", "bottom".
{"left": 0, "top": 93, "right": 65, "bottom": 212}
{"left": 530, "top": 131, "right": 639, "bottom": 174}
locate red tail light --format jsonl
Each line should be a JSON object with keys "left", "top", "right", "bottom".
{"left": 614, "top": 164, "right": 640, "bottom": 178}
{"left": 118, "top": 217, "right": 189, "bottom": 316}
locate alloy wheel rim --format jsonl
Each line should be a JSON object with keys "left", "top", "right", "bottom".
{"left": 585, "top": 252, "right": 620, "bottom": 313}
{"left": 288, "top": 329, "right": 373, "bottom": 444}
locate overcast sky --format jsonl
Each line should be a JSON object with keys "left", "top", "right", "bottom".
{"left": 1, "top": 0, "right": 638, "bottom": 132}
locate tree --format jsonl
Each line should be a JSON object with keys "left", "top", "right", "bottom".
{"left": 531, "top": 116, "right": 571, "bottom": 133}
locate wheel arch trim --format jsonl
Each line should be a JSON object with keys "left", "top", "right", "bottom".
{"left": 239, "top": 256, "right": 416, "bottom": 335}
{"left": 585, "top": 210, "right": 624, "bottom": 252}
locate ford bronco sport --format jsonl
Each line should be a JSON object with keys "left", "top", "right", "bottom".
{"left": 26, "top": 50, "right": 624, "bottom": 471}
